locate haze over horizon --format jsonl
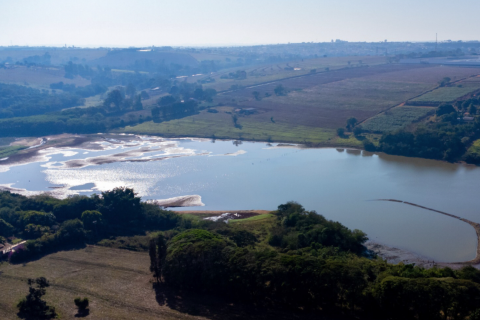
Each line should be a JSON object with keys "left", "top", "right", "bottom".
{"left": 1, "top": 0, "right": 480, "bottom": 47}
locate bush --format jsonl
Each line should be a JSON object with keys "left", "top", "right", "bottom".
{"left": 74, "top": 297, "right": 89, "bottom": 310}
{"left": 363, "top": 139, "right": 377, "bottom": 152}
{"left": 336, "top": 128, "right": 345, "bottom": 137}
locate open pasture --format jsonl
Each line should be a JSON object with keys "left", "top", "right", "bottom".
{"left": 361, "top": 106, "right": 435, "bottom": 133}
{"left": 0, "top": 66, "right": 90, "bottom": 89}
{"left": 0, "top": 246, "right": 330, "bottom": 320}
{"left": 0, "top": 247, "right": 198, "bottom": 320}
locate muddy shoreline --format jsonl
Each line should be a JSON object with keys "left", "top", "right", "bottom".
{"left": 366, "top": 241, "right": 480, "bottom": 270}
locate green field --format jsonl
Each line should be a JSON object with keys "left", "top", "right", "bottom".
{"left": 0, "top": 145, "right": 27, "bottom": 158}
{"left": 411, "top": 84, "right": 480, "bottom": 103}
{"left": 122, "top": 107, "right": 339, "bottom": 144}
{"left": 229, "top": 213, "right": 274, "bottom": 223}
{"left": 361, "top": 106, "right": 435, "bottom": 133}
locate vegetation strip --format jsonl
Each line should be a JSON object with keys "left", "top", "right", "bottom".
{"left": 376, "top": 199, "right": 480, "bottom": 264}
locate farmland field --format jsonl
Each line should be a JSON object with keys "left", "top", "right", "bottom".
{"left": 194, "top": 56, "right": 388, "bottom": 92}
{"left": 361, "top": 106, "right": 434, "bottom": 132}
{"left": 0, "top": 66, "right": 90, "bottom": 89}
{"left": 123, "top": 64, "right": 480, "bottom": 144}
{"left": 410, "top": 83, "right": 480, "bottom": 103}
{"left": 214, "top": 65, "right": 441, "bottom": 129}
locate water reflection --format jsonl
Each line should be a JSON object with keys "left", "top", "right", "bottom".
{"left": 346, "top": 149, "right": 361, "bottom": 155}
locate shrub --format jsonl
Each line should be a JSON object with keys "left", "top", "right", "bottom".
{"left": 74, "top": 297, "right": 89, "bottom": 310}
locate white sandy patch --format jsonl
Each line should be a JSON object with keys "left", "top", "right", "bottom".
{"left": 146, "top": 195, "right": 205, "bottom": 207}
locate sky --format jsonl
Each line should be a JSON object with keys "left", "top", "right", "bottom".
{"left": 1, "top": 0, "right": 480, "bottom": 47}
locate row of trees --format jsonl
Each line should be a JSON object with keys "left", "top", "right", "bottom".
{"left": 369, "top": 100, "right": 480, "bottom": 161}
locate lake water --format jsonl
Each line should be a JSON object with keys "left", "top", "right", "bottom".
{"left": 0, "top": 136, "right": 479, "bottom": 263}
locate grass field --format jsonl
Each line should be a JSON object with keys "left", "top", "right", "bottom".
{"left": 229, "top": 213, "right": 274, "bottom": 223}
{"left": 122, "top": 107, "right": 339, "bottom": 144}
{"left": 411, "top": 83, "right": 480, "bottom": 103}
{"left": 0, "top": 145, "right": 27, "bottom": 158}
{"left": 0, "top": 247, "right": 194, "bottom": 320}
{"left": 361, "top": 106, "right": 435, "bottom": 133}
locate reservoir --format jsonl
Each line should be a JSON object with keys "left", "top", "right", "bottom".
{"left": 0, "top": 136, "right": 479, "bottom": 263}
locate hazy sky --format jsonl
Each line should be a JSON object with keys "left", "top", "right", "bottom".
{"left": 1, "top": 0, "right": 479, "bottom": 47}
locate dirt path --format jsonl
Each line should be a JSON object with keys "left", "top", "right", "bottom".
{"left": 376, "top": 199, "right": 480, "bottom": 264}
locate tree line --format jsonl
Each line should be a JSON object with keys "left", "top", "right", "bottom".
{"left": 147, "top": 201, "right": 480, "bottom": 320}
{"left": 0, "top": 83, "right": 85, "bottom": 119}
{"left": 4, "top": 189, "right": 480, "bottom": 319}
{"left": 0, "top": 187, "right": 181, "bottom": 262}
{"left": 360, "top": 97, "right": 480, "bottom": 163}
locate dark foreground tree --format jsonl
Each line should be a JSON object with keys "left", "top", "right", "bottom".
{"left": 74, "top": 297, "right": 89, "bottom": 316}
{"left": 17, "top": 277, "right": 56, "bottom": 319}
{"left": 149, "top": 234, "right": 167, "bottom": 283}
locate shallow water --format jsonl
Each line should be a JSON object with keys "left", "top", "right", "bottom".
{"left": 1, "top": 137, "right": 479, "bottom": 262}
